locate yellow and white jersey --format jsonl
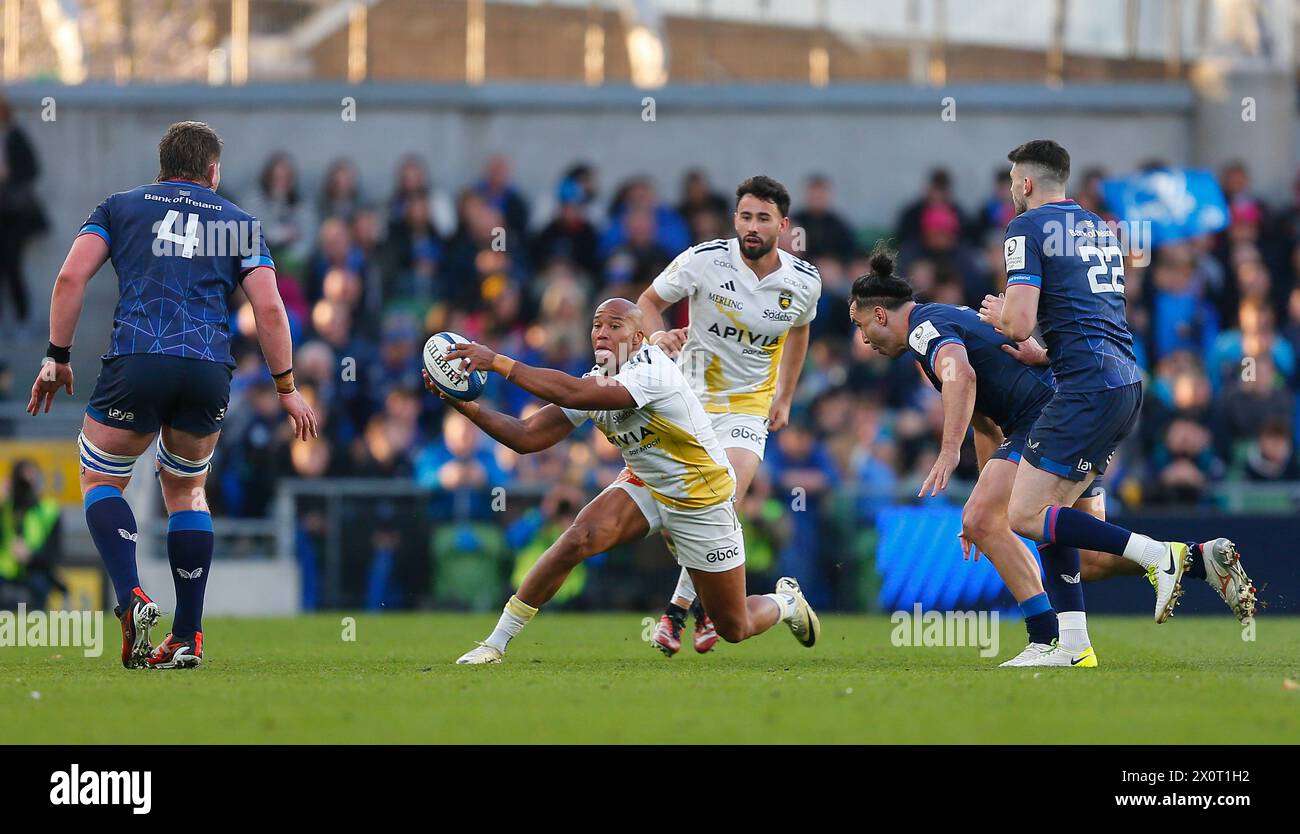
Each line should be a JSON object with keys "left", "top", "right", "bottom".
{"left": 562, "top": 344, "right": 735, "bottom": 511}
{"left": 652, "top": 238, "right": 821, "bottom": 417}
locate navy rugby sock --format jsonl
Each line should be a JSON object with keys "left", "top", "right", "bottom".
{"left": 85, "top": 485, "right": 140, "bottom": 612}
{"left": 168, "top": 511, "right": 214, "bottom": 638}
{"left": 1044, "top": 506, "right": 1129, "bottom": 558}
{"left": 1019, "top": 592, "right": 1058, "bottom": 646}
{"left": 1185, "top": 543, "right": 1208, "bottom": 580}
{"left": 1039, "top": 543, "right": 1085, "bottom": 613}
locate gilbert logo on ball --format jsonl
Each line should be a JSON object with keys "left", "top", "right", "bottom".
{"left": 423, "top": 331, "right": 487, "bottom": 401}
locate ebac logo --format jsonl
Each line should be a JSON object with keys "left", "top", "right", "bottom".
{"left": 730, "top": 426, "right": 763, "bottom": 443}
{"left": 705, "top": 546, "right": 739, "bottom": 563}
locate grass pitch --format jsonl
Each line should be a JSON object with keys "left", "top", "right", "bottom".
{"left": 3, "top": 613, "right": 1298, "bottom": 744}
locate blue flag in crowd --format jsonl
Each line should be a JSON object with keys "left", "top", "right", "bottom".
{"left": 1101, "top": 168, "right": 1229, "bottom": 246}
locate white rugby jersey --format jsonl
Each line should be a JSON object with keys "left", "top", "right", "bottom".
{"left": 562, "top": 343, "right": 735, "bottom": 510}
{"left": 651, "top": 238, "right": 821, "bottom": 417}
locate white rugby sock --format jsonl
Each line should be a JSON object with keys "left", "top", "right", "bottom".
{"left": 484, "top": 595, "right": 538, "bottom": 653}
{"left": 1122, "top": 534, "right": 1167, "bottom": 569}
{"left": 764, "top": 592, "right": 797, "bottom": 621}
{"left": 1057, "top": 610, "right": 1091, "bottom": 651}
{"left": 673, "top": 568, "right": 697, "bottom": 606}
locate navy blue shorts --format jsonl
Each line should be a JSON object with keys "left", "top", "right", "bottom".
{"left": 991, "top": 420, "right": 1035, "bottom": 466}
{"left": 87, "top": 354, "right": 232, "bottom": 436}
{"left": 992, "top": 419, "right": 1102, "bottom": 499}
{"left": 1022, "top": 382, "right": 1142, "bottom": 482}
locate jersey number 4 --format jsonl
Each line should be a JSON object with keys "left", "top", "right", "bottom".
{"left": 1079, "top": 244, "right": 1125, "bottom": 294}
{"left": 156, "top": 210, "right": 202, "bottom": 259}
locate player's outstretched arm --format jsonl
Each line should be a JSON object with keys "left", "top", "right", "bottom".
{"left": 27, "top": 234, "right": 109, "bottom": 415}
{"left": 769, "top": 323, "right": 810, "bottom": 431}
{"left": 919, "top": 341, "right": 978, "bottom": 497}
{"left": 446, "top": 343, "right": 638, "bottom": 412}
{"left": 243, "top": 266, "right": 318, "bottom": 441}
{"left": 424, "top": 371, "right": 577, "bottom": 454}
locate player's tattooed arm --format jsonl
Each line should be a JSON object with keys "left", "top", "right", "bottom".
{"left": 426, "top": 374, "right": 577, "bottom": 454}
{"left": 920, "top": 341, "right": 977, "bottom": 497}
{"left": 447, "top": 343, "right": 638, "bottom": 412}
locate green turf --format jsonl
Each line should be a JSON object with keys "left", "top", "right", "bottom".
{"left": 3, "top": 613, "right": 1298, "bottom": 743}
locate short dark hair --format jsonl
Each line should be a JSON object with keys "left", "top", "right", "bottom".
{"left": 1007, "top": 139, "right": 1070, "bottom": 186}
{"left": 736, "top": 175, "right": 790, "bottom": 217}
{"left": 158, "top": 121, "right": 223, "bottom": 184}
{"left": 850, "top": 242, "right": 913, "bottom": 311}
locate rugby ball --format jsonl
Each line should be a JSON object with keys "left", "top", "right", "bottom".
{"left": 423, "top": 331, "right": 487, "bottom": 401}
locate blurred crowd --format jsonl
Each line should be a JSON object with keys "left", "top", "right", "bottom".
{"left": 187, "top": 151, "right": 1299, "bottom": 607}
{"left": 212, "top": 153, "right": 1300, "bottom": 517}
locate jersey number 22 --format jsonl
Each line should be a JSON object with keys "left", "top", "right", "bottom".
{"left": 1079, "top": 244, "right": 1125, "bottom": 294}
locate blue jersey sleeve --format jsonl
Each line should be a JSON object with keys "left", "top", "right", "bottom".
{"left": 237, "top": 214, "right": 276, "bottom": 279}
{"left": 78, "top": 196, "right": 113, "bottom": 246}
{"left": 1003, "top": 215, "right": 1043, "bottom": 289}
{"left": 907, "top": 309, "right": 965, "bottom": 375}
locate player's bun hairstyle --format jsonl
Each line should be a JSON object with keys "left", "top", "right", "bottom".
{"left": 1007, "top": 139, "right": 1070, "bottom": 186}
{"left": 158, "top": 121, "right": 223, "bottom": 185}
{"left": 850, "top": 242, "right": 914, "bottom": 311}
{"left": 736, "top": 175, "right": 791, "bottom": 217}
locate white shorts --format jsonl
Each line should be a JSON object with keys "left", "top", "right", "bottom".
{"left": 709, "top": 412, "right": 769, "bottom": 460}
{"left": 605, "top": 470, "right": 746, "bottom": 573}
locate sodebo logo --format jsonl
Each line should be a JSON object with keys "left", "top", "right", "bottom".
{"left": 50, "top": 764, "right": 151, "bottom": 814}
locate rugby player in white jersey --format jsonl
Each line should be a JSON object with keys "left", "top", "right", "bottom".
{"left": 427, "top": 298, "right": 820, "bottom": 664}
{"left": 637, "top": 175, "right": 822, "bottom": 655}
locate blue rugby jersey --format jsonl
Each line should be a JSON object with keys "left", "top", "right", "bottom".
{"left": 1003, "top": 200, "right": 1140, "bottom": 393}
{"left": 78, "top": 179, "right": 274, "bottom": 367}
{"left": 906, "top": 302, "right": 1055, "bottom": 432}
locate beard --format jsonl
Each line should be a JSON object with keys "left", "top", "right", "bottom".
{"left": 739, "top": 235, "right": 775, "bottom": 260}
{"left": 1012, "top": 194, "right": 1028, "bottom": 215}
